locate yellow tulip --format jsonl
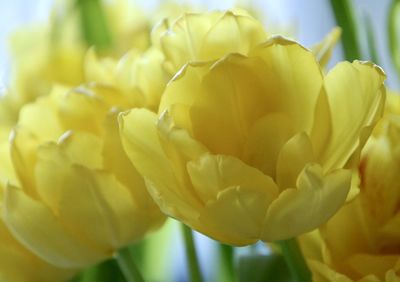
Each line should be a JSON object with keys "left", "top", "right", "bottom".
{"left": 84, "top": 47, "right": 169, "bottom": 111}
{"left": 120, "top": 33, "right": 385, "bottom": 244}
{"left": 152, "top": 10, "right": 340, "bottom": 77}
{"left": 0, "top": 111, "right": 77, "bottom": 281}
{"left": 3, "top": 85, "right": 165, "bottom": 269}
{"left": 300, "top": 92, "right": 400, "bottom": 282}
{"left": 4, "top": 0, "right": 155, "bottom": 124}
{"left": 153, "top": 10, "right": 267, "bottom": 75}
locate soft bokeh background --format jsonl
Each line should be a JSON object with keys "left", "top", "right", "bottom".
{"left": 0, "top": 0, "right": 397, "bottom": 281}
{"left": 0, "top": 0, "right": 397, "bottom": 89}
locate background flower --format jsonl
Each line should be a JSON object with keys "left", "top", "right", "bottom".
{"left": 301, "top": 92, "right": 400, "bottom": 282}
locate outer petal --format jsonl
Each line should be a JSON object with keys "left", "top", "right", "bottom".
{"left": 4, "top": 184, "right": 107, "bottom": 268}
{"left": 187, "top": 154, "right": 279, "bottom": 245}
{"left": 0, "top": 220, "right": 76, "bottom": 282}
{"left": 119, "top": 108, "right": 200, "bottom": 220}
{"left": 317, "top": 61, "right": 386, "bottom": 171}
{"left": 157, "top": 110, "right": 208, "bottom": 204}
{"left": 249, "top": 36, "right": 324, "bottom": 132}
{"left": 34, "top": 144, "right": 122, "bottom": 257}
{"left": 262, "top": 164, "right": 351, "bottom": 241}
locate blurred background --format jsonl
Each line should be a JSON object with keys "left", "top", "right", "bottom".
{"left": 0, "top": 0, "right": 397, "bottom": 90}
{"left": 0, "top": 0, "right": 397, "bottom": 281}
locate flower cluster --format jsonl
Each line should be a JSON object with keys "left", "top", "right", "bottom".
{"left": 0, "top": 1, "right": 390, "bottom": 281}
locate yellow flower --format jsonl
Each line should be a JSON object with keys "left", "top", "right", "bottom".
{"left": 120, "top": 32, "right": 385, "bottom": 244}
{"left": 300, "top": 92, "right": 400, "bottom": 282}
{"left": 84, "top": 47, "right": 169, "bottom": 111}
{"left": 4, "top": 0, "right": 154, "bottom": 123}
{"left": 153, "top": 10, "right": 267, "bottom": 75}
{"left": 0, "top": 113, "right": 77, "bottom": 281}
{"left": 152, "top": 10, "right": 340, "bottom": 77}
{"left": 3, "top": 85, "right": 165, "bottom": 268}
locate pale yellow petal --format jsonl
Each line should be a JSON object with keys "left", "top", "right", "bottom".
{"left": 57, "top": 131, "right": 103, "bottom": 170}
{"left": 34, "top": 144, "right": 120, "bottom": 252}
{"left": 188, "top": 154, "right": 279, "bottom": 245}
{"left": 4, "top": 184, "right": 107, "bottom": 268}
{"left": 187, "top": 153, "right": 279, "bottom": 205}
{"left": 119, "top": 108, "right": 200, "bottom": 220}
{"left": 84, "top": 48, "right": 117, "bottom": 85}
{"left": 10, "top": 127, "right": 39, "bottom": 198}
{"left": 345, "top": 254, "right": 398, "bottom": 281}
{"left": 0, "top": 220, "right": 76, "bottom": 282}
{"left": 242, "top": 112, "right": 294, "bottom": 177}
{"left": 198, "top": 186, "right": 268, "bottom": 246}
{"left": 276, "top": 132, "right": 315, "bottom": 190}
{"left": 318, "top": 61, "right": 386, "bottom": 171}
{"left": 262, "top": 164, "right": 351, "bottom": 241}
{"left": 250, "top": 36, "right": 324, "bottom": 132}
{"left": 307, "top": 259, "right": 354, "bottom": 282}
{"left": 157, "top": 110, "right": 208, "bottom": 204}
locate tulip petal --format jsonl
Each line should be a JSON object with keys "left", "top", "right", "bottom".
{"left": 243, "top": 112, "right": 294, "bottom": 177}
{"left": 4, "top": 184, "right": 107, "bottom": 268}
{"left": 307, "top": 259, "right": 354, "bottom": 282}
{"left": 35, "top": 144, "right": 120, "bottom": 251}
{"left": 345, "top": 254, "right": 399, "bottom": 280}
{"left": 157, "top": 110, "right": 208, "bottom": 203}
{"left": 103, "top": 112, "right": 153, "bottom": 206}
{"left": 198, "top": 11, "right": 266, "bottom": 60}
{"left": 276, "top": 132, "right": 314, "bottom": 190}
{"left": 0, "top": 220, "right": 76, "bottom": 282}
{"left": 57, "top": 130, "right": 103, "bottom": 170}
{"left": 187, "top": 153, "right": 279, "bottom": 204}
{"left": 318, "top": 61, "right": 386, "bottom": 171}
{"left": 57, "top": 86, "right": 109, "bottom": 135}
{"left": 18, "top": 94, "right": 63, "bottom": 142}
{"left": 250, "top": 36, "right": 324, "bottom": 132}
{"left": 188, "top": 153, "right": 279, "bottom": 245}
{"left": 10, "top": 127, "right": 40, "bottom": 198}
{"left": 119, "top": 108, "right": 200, "bottom": 220}
{"left": 262, "top": 164, "right": 351, "bottom": 241}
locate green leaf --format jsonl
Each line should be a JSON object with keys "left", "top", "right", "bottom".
{"left": 364, "top": 14, "right": 380, "bottom": 65}
{"left": 75, "top": 0, "right": 113, "bottom": 51}
{"left": 237, "top": 253, "right": 291, "bottom": 282}
{"left": 329, "top": 0, "right": 362, "bottom": 61}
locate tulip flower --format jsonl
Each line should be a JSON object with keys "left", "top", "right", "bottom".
{"left": 301, "top": 92, "right": 400, "bottom": 282}
{"left": 3, "top": 85, "right": 165, "bottom": 268}
{"left": 153, "top": 10, "right": 341, "bottom": 77}
{"left": 0, "top": 113, "right": 77, "bottom": 281}
{"left": 120, "top": 33, "right": 385, "bottom": 244}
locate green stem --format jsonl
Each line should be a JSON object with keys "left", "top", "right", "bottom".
{"left": 181, "top": 224, "right": 203, "bottom": 282}
{"left": 115, "top": 247, "right": 145, "bottom": 282}
{"left": 277, "top": 238, "right": 312, "bottom": 282}
{"left": 75, "top": 0, "right": 113, "bottom": 51}
{"left": 219, "top": 244, "right": 235, "bottom": 282}
{"left": 329, "top": 0, "right": 362, "bottom": 61}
